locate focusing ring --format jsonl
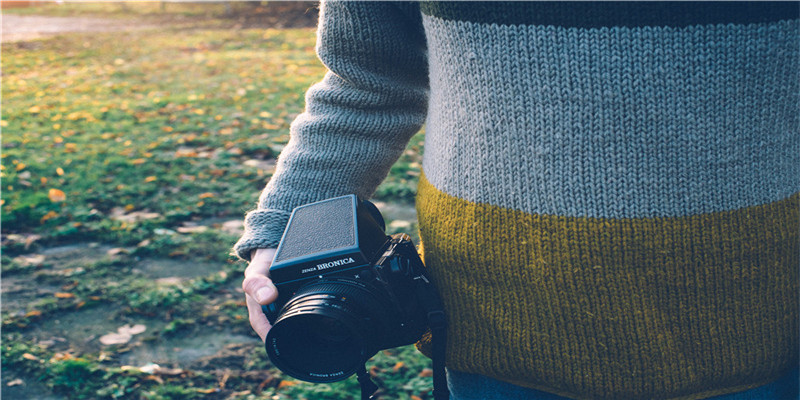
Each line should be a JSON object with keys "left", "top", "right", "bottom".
{"left": 266, "top": 278, "right": 395, "bottom": 383}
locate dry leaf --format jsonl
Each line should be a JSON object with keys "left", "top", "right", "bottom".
{"left": 40, "top": 211, "right": 59, "bottom": 224}
{"left": 419, "top": 368, "right": 433, "bottom": 378}
{"left": 14, "top": 254, "right": 45, "bottom": 267}
{"left": 22, "top": 353, "right": 39, "bottom": 361}
{"left": 107, "top": 247, "right": 130, "bottom": 256}
{"left": 48, "top": 188, "right": 66, "bottom": 202}
{"left": 277, "top": 380, "right": 298, "bottom": 389}
{"left": 51, "top": 352, "right": 75, "bottom": 361}
{"left": 54, "top": 292, "right": 75, "bottom": 299}
{"left": 99, "top": 324, "right": 147, "bottom": 345}
{"left": 139, "top": 363, "right": 160, "bottom": 374}
{"left": 176, "top": 226, "right": 208, "bottom": 234}
{"left": 6, "top": 378, "right": 24, "bottom": 387}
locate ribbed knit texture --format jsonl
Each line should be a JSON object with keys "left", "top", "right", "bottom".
{"left": 235, "top": 2, "right": 799, "bottom": 399}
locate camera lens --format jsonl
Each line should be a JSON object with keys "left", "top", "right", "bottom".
{"left": 315, "top": 316, "right": 352, "bottom": 344}
{"left": 265, "top": 279, "right": 392, "bottom": 383}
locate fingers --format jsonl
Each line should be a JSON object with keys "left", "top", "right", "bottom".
{"left": 245, "top": 248, "right": 277, "bottom": 277}
{"left": 242, "top": 248, "right": 279, "bottom": 304}
{"left": 243, "top": 248, "right": 279, "bottom": 341}
{"left": 246, "top": 293, "right": 271, "bottom": 341}
{"left": 242, "top": 274, "right": 279, "bottom": 304}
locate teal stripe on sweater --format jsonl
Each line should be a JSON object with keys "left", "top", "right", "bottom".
{"left": 420, "top": 2, "right": 799, "bottom": 29}
{"left": 421, "top": 16, "right": 799, "bottom": 218}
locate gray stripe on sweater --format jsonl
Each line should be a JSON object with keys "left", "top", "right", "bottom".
{"left": 421, "top": 16, "right": 799, "bottom": 218}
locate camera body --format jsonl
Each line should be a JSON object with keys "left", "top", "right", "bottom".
{"left": 262, "top": 195, "right": 439, "bottom": 383}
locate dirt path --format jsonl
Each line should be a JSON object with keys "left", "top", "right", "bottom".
{"left": 2, "top": 14, "right": 158, "bottom": 43}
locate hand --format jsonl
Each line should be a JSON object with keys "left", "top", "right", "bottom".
{"left": 242, "top": 248, "right": 279, "bottom": 341}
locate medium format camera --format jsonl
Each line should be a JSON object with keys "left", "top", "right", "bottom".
{"left": 262, "top": 195, "right": 445, "bottom": 388}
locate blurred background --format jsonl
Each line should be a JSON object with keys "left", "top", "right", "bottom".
{"left": 1, "top": 2, "right": 427, "bottom": 399}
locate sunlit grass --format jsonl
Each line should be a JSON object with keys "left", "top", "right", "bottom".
{"left": 2, "top": 17, "right": 428, "bottom": 400}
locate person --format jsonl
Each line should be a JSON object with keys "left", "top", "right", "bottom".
{"left": 235, "top": 2, "right": 799, "bottom": 399}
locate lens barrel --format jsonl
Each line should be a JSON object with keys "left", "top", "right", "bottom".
{"left": 265, "top": 279, "right": 391, "bottom": 382}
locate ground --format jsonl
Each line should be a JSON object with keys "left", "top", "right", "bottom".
{"left": 1, "top": 3, "right": 428, "bottom": 399}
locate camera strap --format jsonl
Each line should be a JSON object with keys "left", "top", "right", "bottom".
{"left": 354, "top": 309, "right": 449, "bottom": 400}
{"left": 428, "top": 309, "right": 449, "bottom": 400}
{"left": 415, "top": 275, "right": 450, "bottom": 400}
{"left": 356, "top": 364, "right": 379, "bottom": 400}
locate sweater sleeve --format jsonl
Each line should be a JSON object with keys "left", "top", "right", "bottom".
{"left": 233, "top": 1, "right": 428, "bottom": 260}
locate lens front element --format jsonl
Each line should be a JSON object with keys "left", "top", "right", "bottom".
{"left": 265, "top": 279, "right": 389, "bottom": 383}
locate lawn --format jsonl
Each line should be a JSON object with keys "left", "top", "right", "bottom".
{"left": 1, "top": 4, "right": 427, "bottom": 399}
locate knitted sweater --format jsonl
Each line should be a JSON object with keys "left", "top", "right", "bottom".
{"left": 234, "top": 2, "right": 800, "bottom": 399}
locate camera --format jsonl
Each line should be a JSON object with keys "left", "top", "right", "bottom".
{"left": 262, "top": 195, "right": 445, "bottom": 387}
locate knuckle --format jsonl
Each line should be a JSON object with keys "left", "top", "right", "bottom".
{"left": 242, "top": 276, "right": 261, "bottom": 294}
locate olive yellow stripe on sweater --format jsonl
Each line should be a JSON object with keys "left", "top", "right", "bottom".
{"left": 416, "top": 173, "right": 799, "bottom": 400}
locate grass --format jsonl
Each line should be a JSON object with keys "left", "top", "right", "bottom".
{"left": 2, "top": 6, "right": 427, "bottom": 400}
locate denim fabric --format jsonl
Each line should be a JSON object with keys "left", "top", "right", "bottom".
{"left": 446, "top": 367, "right": 799, "bottom": 400}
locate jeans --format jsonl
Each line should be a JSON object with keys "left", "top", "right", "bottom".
{"left": 446, "top": 367, "right": 799, "bottom": 400}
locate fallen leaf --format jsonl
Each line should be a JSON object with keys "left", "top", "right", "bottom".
{"left": 177, "top": 226, "right": 208, "bottom": 234}
{"left": 144, "top": 176, "right": 157, "bottom": 183}
{"left": 99, "top": 324, "right": 147, "bottom": 345}
{"left": 392, "top": 361, "right": 405, "bottom": 372}
{"left": 99, "top": 333, "right": 129, "bottom": 345}
{"left": 40, "top": 211, "right": 59, "bottom": 223}
{"left": 196, "top": 388, "right": 219, "bottom": 394}
{"left": 107, "top": 247, "right": 131, "bottom": 256}
{"left": 25, "top": 310, "right": 43, "bottom": 318}
{"left": 6, "top": 378, "right": 24, "bottom": 387}
{"left": 51, "top": 352, "right": 75, "bottom": 361}
{"left": 14, "top": 254, "right": 45, "bottom": 267}
{"left": 22, "top": 353, "right": 39, "bottom": 361}
{"left": 156, "top": 367, "right": 185, "bottom": 376}
{"left": 139, "top": 363, "right": 160, "bottom": 374}
{"left": 174, "top": 148, "right": 198, "bottom": 157}
{"left": 419, "top": 368, "right": 433, "bottom": 378}
{"left": 110, "top": 208, "right": 161, "bottom": 223}
{"left": 198, "top": 192, "right": 215, "bottom": 199}
{"left": 123, "top": 324, "right": 147, "bottom": 335}
{"left": 54, "top": 292, "right": 75, "bottom": 299}
{"left": 277, "top": 380, "right": 297, "bottom": 389}
{"left": 48, "top": 188, "right": 66, "bottom": 202}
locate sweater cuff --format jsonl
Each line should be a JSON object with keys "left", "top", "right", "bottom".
{"left": 232, "top": 209, "right": 291, "bottom": 261}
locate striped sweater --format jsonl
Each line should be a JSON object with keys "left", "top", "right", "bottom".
{"left": 234, "top": 2, "right": 800, "bottom": 399}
